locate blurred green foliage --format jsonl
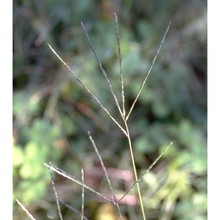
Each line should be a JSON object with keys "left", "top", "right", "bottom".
{"left": 13, "top": 0, "right": 206, "bottom": 219}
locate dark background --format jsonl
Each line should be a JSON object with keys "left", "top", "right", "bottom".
{"left": 13, "top": 0, "right": 207, "bottom": 219}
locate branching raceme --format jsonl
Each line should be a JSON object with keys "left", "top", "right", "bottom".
{"left": 17, "top": 13, "right": 172, "bottom": 220}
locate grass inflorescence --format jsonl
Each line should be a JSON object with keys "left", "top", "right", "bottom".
{"left": 18, "top": 13, "right": 172, "bottom": 220}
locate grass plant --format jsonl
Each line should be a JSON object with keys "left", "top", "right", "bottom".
{"left": 17, "top": 13, "right": 172, "bottom": 220}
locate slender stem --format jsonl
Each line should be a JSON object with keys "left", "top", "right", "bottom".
{"left": 124, "top": 122, "right": 146, "bottom": 220}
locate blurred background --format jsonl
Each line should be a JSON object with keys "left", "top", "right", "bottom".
{"left": 13, "top": 0, "right": 207, "bottom": 219}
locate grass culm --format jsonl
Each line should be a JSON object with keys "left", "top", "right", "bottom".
{"left": 17, "top": 13, "right": 172, "bottom": 220}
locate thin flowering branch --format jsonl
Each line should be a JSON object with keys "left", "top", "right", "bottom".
{"left": 81, "top": 22, "right": 124, "bottom": 119}
{"left": 16, "top": 199, "right": 37, "bottom": 220}
{"left": 114, "top": 13, "right": 126, "bottom": 118}
{"left": 81, "top": 169, "right": 85, "bottom": 220}
{"left": 119, "top": 142, "right": 173, "bottom": 202}
{"left": 126, "top": 21, "right": 172, "bottom": 121}
{"left": 48, "top": 167, "right": 64, "bottom": 220}
{"left": 44, "top": 162, "right": 116, "bottom": 205}
{"left": 47, "top": 43, "right": 127, "bottom": 136}
{"left": 88, "top": 131, "right": 123, "bottom": 219}
{"left": 59, "top": 199, "right": 89, "bottom": 220}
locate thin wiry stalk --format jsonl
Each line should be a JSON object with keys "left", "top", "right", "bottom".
{"left": 119, "top": 142, "right": 173, "bottom": 203}
{"left": 81, "top": 169, "right": 85, "bottom": 220}
{"left": 126, "top": 21, "right": 172, "bottom": 121}
{"left": 48, "top": 16, "right": 172, "bottom": 220}
{"left": 88, "top": 131, "right": 123, "bottom": 219}
{"left": 81, "top": 22, "right": 124, "bottom": 118}
{"left": 44, "top": 162, "right": 116, "bottom": 205}
{"left": 114, "top": 13, "right": 126, "bottom": 117}
{"left": 124, "top": 123, "right": 146, "bottom": 220}
{"left": 47, "top": 44, "right": 127, "bottom": 136}
{"left": 59, "top": 199, "right": 89, "bottom": 220}
{"left": 113, "top": 13, "right": 146, "bottom": 219}
{"left": 48, "top": 167, "right": 64, "bottom": 220}
{"left": 16, "top": 199, "right": 37, "bottom": 220}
